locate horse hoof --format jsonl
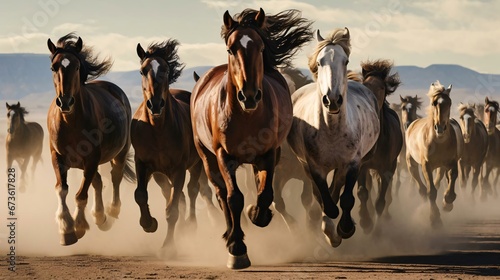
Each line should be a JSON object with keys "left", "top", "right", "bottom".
{"left": 61, "top": 232, "right": 78, "bottom": 246}
{"left": 227, "top": 253, "right": 251, "bottom": 270}
{"left": 337, "top": 223, "right": 356, "bottom": 239}
{"left": 106, "top": 204, "right": 121, "bottom": 219}
{"left": 246, "top": 205, "right": 273, "bottom": 228}
{"left": 75, "top": 228, "right": 86, "bottom": 239}
{"left": 143, "top": 218, "right": 158, "bottom": 233}
{"left": 442, "top": 202, "right": 453, "bottom": 212}
{"left": 97, "top": 215, "right": 115, "bottom": 231}
{"left": 360, "top": 218, "right": 374, "bottom": 234}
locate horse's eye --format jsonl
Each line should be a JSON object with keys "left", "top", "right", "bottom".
{"left": 317, "top": 61, "right": 320, "bottom": 67}
{"left": 227, "top": 49, "right": 233, "bottom": 55}
{"left": 50, "top": 65, "right": 58, "bottom": 72}
{"left": 432, "top": 101, "right": 438, "bottom": 106}
{"left": 345, "top": 60, "right": 349, "bottom": 66}
{"left": 139, "top": 70, "right": 144, "bottom": 76}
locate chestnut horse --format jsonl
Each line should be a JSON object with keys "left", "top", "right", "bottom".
{"left": 132, "top": 40, "right": 218, "bottom": 254}
{"left": 406, "top": 81, "right": 463, "bottom": 227}
{"left": 191, "top": 8, "right": 313, "bottom": 269}
{"left": 5, "top": 102, "right": 44, "bottom": 192}
{"left": 47, "top": 33, "right": 135, "bottom": 245}
{"left": 482, "top": 97, "right": 500, "bottom": 199}
{"left": 457, "top": 103, "right": 488, "bottom": 197}
{"left": 356, "top": 60, "right": 402, "bottom": 233}
{"left": 287, "top": 28, "right": 380, "bottom": 247}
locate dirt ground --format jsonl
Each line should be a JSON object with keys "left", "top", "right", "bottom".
{"left": 1, "top": 114, "right": 500, "bottom": 279}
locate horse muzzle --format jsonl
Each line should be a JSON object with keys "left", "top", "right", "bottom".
{"left": 237, "top": 89, "right": 262, "bottom": 112}
{"left": 146, "top": 98, "right": 165, "bottom": 117}
{"left": 56, "top": 96, "right": 75, "bottom": 113}
{"left": 322, "top": 94, "right": 343, "bottom": 114}
{"left": 434, "top": 124, "right": 447, "bottom": 137}
{"left": 463, "top": 133, "right": 471, "bottom": 143}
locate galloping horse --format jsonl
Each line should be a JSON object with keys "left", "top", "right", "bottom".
{"left": 47, "top": 33, "right": 134, "bottom": 245}
{"left": 5, "top": 102, "right": 44, "bottom": 192}
{"left": 287, "top": 28, "right": 380, "bottom": 247}
{"left": 406, "top": 81, "right": 463, "bottom": 227}
{"left": 131, "top": 40, "right": 218, "bottom": 253}
{"left": 457, "top": 103, "right": 488, "bottom": 197}
{"left": 393, "top": 95, "right": 423, "bottom": 194}
{"left": 191, "top": 8, "right": 313, "bottom": 269}
{"left": 481, "top": 97, "right": 500, "bottom": 199}
{"left": 356, "top": 60, "right": 402, "bottom": 233}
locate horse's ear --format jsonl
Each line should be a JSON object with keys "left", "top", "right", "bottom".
{"left": 136, "top": 43, "right": 146, "bottom": 60}
{"left": 75, "top": 37, "right": 83, "bottom": 53}
{"left": 47, "top": 38, "right": 57, "bottom": 54}
{"left": 485, "top": 96, "right": 490, "bottom": 104}
{"left": 193, "top": 71, "right": 200, "bottom": 82}
{"left": 5, "top": 102, "right": 10, "bottom": 109}
{"left": 343, "top": 27, "right": 350, "bottom": 39}
{"left": 255, "top": 8, "right": 265, "bottom": 28}
{"left": 16, "top": 102, "right": 20, "bottom": 107}
{"left": 315, "top": 29, "right": 324, "bottom": 43}
{"left": 446, "top": 84, "right": 452, "bottom": 94}
{"left": 223, "top": 10, "right": 236, "bottom": 30}
{"left": 399, "top": 95, "right": 404, "bottom": 102}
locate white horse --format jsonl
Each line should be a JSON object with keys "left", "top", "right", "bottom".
{"left": 287, "top": 28, "right": 380, "bottom": 246}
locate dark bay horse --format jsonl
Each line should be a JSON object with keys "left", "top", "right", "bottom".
{"left": 356, "top": 60, "right": 402, "bottom": 233}
{"left": 131, "top": 40, "right": 218, "bottom": 254}
{"left": 191, "top": 8, "right": 313, "bottom": 269}
{"left": 457, "top": 103, "right": 488, "bottom": 197}
{"left": 406, "top": 81, "right": 463, "bottom": 227}
{"left": 481, "top": 97, "right": 500, "bottom": 199}
{"left": 47, "top": 33, "right": 135, "bottom": 245}
{"left": 287, "top": 28, "right": 380, "bottom": 247}
{"left": 5, "top": 102, "right": 44, "bottom": 192}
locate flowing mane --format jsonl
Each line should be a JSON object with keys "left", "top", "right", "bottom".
{"left": 51, "top": 32, "right": 112, "bottom": 83}
{"left": 360, "top": 59, "right": 401, "bottom": 96}
{"left": 347, "top": 70, "right": 363, "bottom": 82}
{"left": 221, "top": 8, "right": 313, "bottom": 70}
{"left": 279, "top": 67, "right": 313, "bottom": 89}
{"left": 140, "top": 39, "right": 185, "bottom": 85}
{"left": 308, "top": 28, "right": 351, "bottom": 80}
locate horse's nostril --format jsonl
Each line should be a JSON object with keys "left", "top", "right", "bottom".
{"left": 146, "top": 99, "right": 153, "bottom": 109}
{"left": 237, "top": 91, "right": 246, "bottom": 102}
{"left": 159, "top": 99, "right": 166, "bottom": 108}
{"left": 337, "top": 95, "right": 343, "bottom": 105}
{"left": 68, "top": 96, "right": 75, "bottom": 106}
{"left": 56, "top": 97, "right": 62, "bottom": 108}
{"left": 255, "top": 90, "right": 262, "bottom": 102}
{"left": 322, "top": 95, "right": 330, "bottom": 107}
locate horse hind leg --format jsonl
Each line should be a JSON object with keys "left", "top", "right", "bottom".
{"left": 160, "top": 171, "right": 186, "bottom": 258}
{"left": 91, "top": 172, "right": 114, "bottom": 231}
{"left": 407, "top": 155, "right": 427, "bottom": 200}
{"left": 357, "top": 166, "right": 374, "bottom": 234}
{"left": 19, "top": 157, "right": 30, "bottom": 193}
{"left": 272, "top": 168, "right": 297, "bottom": 231}
{"left": 443, "top": 164, "right": 458, "bottom": 212}
{"left": 108, "top": 150, "right": 134, "bottom": 218}
{"left": 186, "top": 163, "right": 203, "bottom": 231}
{"left": 198, "top": 166, "right": 222, "bottom": 226}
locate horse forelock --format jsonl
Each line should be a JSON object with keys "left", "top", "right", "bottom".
{"left": 142, "top": 40, "right": 185, "bottom": 85}
{"left": 309, "top": 29, "right": 351, "bottom": 79}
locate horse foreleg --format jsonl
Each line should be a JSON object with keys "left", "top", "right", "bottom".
{"left": 186, "top": 163, "right": 202, "bottom": 228}
{"left": 19, "top": 156, "right": 30, "bottom": 193}
{"left": 407, "top": 155, "right": 427, "bottom": 199}
{"left": 356, "top": 165, "right": 373, "bottom": 234}
{"left": 52, "top": 151, "right": 75, "bottom": 245}
{"left": 470, "top": 164, "right": 481, "bottom": 197}
{"left": 134, "top": 160, "right": 157, "bottom": 233}
{"left": 376, "top": 161, "right": 397, "bottom": 221}
{"left": 421, "top": 162, "right": 441, "bottom": 228}
{"left": 247, "top": 149, "right": 276, "bottom": 228}
{"left": 481, "top": 164, "right": 493, "bottom": 201}
{"left": 302, "top": 179, "right": 322, "bottom": 230}
{"left": 273, "top": 167, "right": 297, "bottom": 230}
{"left": 73, "top": 162, "right": 98, "bottom": 239}
{"left": 161, "top": 170, "right": 186, "bottom": 256}
{"left": 443, "top": 164, "right": 458, "bottom": 212}
{"left": 91, "top": 172, "right": 112, "bottom": 231}
{"left": 337, "top": 164, "right": 359, "bottom": 239}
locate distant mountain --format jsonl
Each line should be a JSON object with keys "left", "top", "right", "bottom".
{"left": 1, "top": 53, "right": 499, "bottom": 108}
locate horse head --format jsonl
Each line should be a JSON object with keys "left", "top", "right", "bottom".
{"left": 400, "top": 95, "right": 421, "bottom": 130}
{"left": 311, "top": 28, "right": 350, "bottom": 114}
{"left": 458, "top": 103, "right": 476, "bottom": 143}
{"left": 223, "top": 9, "right": 265, "bottom": 112}
{"left": 47, "top": 36, "right": 83, "bottom": 114}
{"left": 484, "top": 97, "right": 499, "bottom": 135}
{"left": 6, "top": 102, "right": 23, "bottom": 134}
{"left": 428, "top": 81, "right": 452, "bottom": 138}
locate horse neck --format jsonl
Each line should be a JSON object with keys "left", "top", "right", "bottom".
{"left": 8, "top": 119, "right": 28, "bottom": 140}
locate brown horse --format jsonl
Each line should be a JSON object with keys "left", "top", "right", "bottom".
{"left": 47, "top": 33, "right": 135, "bottom": 245}
{"left": 406, "top": 81, "right": 463, "bottom": 227}
{"left": 457, "top": 103, "right": 488, "bottom": 197}
{"left": 481, "top": 97, "right": 500, "bottom": 199}
{"left": 131, "top": 40, "right": 219, "bottom": 254}
{"left": 393, "top": 95, "right": 423, "bottom": 194}
{"left": 5, "top": 102, "right": 44, "bottom": 192}
{"left": 356, "top": 60, "right": 402, "bottom": 233}
{"left": 191, "top": 8, "right": 313, "bottom": 269}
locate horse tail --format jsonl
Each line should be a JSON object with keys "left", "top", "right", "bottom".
{"left": 123, "top": 152, "right": 136, "bottom": 183}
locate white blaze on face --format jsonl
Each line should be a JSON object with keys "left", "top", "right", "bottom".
{"left": 61, "top": 58, "right": 70, "bottom": 68}
{"left": 489, "top": 106, "right": 496, "bottom": 113}
{"left": 240, "top": 35, "right": 252, "bottom": 49}
{"left": 150, "top": 59, "right": 160, "bottom": 78}
{"left": 405, "top": 103, "right": 412, "bottom": 111}
{"left": 437, "top": 97, "right": 444, "bottom": 104}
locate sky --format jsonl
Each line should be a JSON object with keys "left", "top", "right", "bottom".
{"left": 0, "top": 0, "right": 499, "bottom": 73}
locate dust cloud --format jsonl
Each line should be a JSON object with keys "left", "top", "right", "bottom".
{"left": 0, "top": 112, "right": 498, "bottom": 269}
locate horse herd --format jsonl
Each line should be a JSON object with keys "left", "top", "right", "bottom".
{"left": 4, "top": 8, "right": 500, "bottom": 269}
